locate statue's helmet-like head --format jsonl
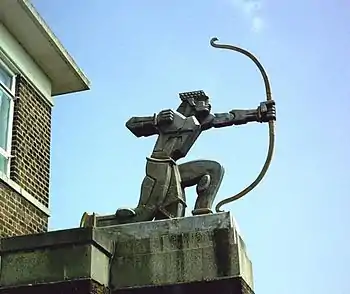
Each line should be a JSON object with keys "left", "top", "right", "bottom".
{"left": 179, "top": 90, "right": 211, "bottom": 118}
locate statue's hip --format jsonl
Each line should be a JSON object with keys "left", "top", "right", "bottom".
{"left": 145, "top": 156, "right": 186, "bottom": 217}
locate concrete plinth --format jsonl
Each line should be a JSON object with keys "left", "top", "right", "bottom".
{"left": 0, "top": 212, "right": 254, "bottom": 294}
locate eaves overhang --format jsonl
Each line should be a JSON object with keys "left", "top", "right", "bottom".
{"left": 0, "top": 0, "right": 90, "bottom": 96}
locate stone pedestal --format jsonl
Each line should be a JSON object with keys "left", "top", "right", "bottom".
{"left": 0, "top": 212, "right": 254, "bottom": 294}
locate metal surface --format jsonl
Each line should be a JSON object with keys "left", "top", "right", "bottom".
{"left": 210, "top": 37, "right": 276, "bottom": 213}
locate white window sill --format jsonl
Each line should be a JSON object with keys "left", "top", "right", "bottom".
{"left": 0, "top": 171, "right": 50, "bottom": 217}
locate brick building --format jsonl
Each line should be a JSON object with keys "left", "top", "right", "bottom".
{"left": 0, "top": 0, "right": 90, "bottom": 238}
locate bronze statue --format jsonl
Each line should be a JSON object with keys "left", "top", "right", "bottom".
{"left": 80, "top": 37, "right": 276, "bottom": 227}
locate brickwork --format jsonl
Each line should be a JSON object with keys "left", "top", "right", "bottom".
{"left": 0, "top": 277, "right": 253, "bottom": 294}
{"left": 115, "top": 277, "right": 254, "bottom": 294}
{"left": 0, "top": 181, "right": 48, "bottom": 238}
{"left": 0, "top": 279, "right": 109, "bottom": 294}
{"left": 0, "top": 75, "right": 51, "bottom": 238}
{"left": 10, "top": 76, "right": 52, "bottom": 207}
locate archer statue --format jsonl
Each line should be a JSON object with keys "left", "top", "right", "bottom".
{"left": 80, "top": 37, "right": 276, "bottom": 227}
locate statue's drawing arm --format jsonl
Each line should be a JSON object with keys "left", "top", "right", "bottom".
{"left": 125, "top": 115, "right": 159, "bottom": 137}
{"left": 210, "top": 100, "right": 276, "bottom": 128}
{"left": 125, "top": 109, "right": 175, "bottom": 137}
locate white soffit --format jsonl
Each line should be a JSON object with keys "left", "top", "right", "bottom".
{"left": 0, "top": 0, "right": 90, "bottom": 96}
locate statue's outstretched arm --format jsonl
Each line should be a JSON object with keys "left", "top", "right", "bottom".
{"left": 125, "top": 115, "right": 159, "bottom": 137}
{"left": 211, "top": 100, "right": 276, "bottom": 128}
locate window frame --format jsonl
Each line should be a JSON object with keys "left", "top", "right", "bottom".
{"left": 0, "top": 57, "right": 16, "bottom": 177}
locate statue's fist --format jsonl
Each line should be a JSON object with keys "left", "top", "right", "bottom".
{"left": 258, "top": 100, "right": 276, "bottom": 122}
{"left": 157, "top": 109, "right": 174, "bottom": 125}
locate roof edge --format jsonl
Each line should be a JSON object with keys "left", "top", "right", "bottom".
{"left": 21, "top": 0, "right": 91, "bottom": 96}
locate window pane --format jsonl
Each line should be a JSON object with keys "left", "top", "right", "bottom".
{"left": 0, "top": 88, "right": 11, "bottom": 150}
{"left": 0, "top": 153, "right": 8, "bottom": 174}
{"left": 0, "top": 65, "right": 12, "bottom": 89}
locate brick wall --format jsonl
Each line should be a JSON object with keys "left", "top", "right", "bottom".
{"left": 0, "top": 181, "right": 47, "bottom": 238}
{"left": 0, "top": 277, "right": 253, "bottom": 294}
{"left": 11, "top": 76, "right": 52, "bottom": 207}
{"left": 0, "top": 75, "right": 51, "bottom": 237}
{"left": 0, "top": 279, "right": 109, "bottom": 294}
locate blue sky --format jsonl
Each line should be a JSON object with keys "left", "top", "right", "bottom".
{"left": 32, "top": 1, "right": 350, "bottom": 293}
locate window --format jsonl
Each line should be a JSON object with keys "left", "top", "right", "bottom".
{"left": 0, "top": 60, "right": 15, "bottom": 176}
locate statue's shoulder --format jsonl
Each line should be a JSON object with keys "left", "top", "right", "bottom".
{"left": 200, "top": 113, "right": 215, "bottom": 130}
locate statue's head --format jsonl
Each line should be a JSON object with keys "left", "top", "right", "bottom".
{"left": 177, "top": 90, "right": 211, "bottom": 119}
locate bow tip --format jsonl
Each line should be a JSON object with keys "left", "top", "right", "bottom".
{"left": 210, "top": 37, "right": 219, "bottom": 45}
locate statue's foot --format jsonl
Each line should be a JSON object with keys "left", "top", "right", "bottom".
{"left": 116, "top": 208, "right": 136, "bottom": 219}
{"left": 192, "top": 208, "right": 213, "bottom": 216}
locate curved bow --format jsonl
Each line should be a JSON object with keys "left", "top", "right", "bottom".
{"left": 210, "top": 37, "right": 276, "bottom": 213}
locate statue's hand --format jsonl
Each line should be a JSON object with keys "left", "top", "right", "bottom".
{"left": 258, "top": 100, "right": 276, "bottom": 122}
{"left": 157, "top": 109, "right": 174, "bottom": 126}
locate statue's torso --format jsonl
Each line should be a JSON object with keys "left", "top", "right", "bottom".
{"left": 152, "top": 111, "right": 201, "bottom": 161}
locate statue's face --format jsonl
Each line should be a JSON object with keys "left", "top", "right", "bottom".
{"left": 193, "top": 97, "right": 211, "bottom": 118}
{"left": 178, "top": 91, "right": 211, "bottom": 118}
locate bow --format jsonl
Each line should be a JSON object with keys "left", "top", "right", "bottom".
{"left": 210, "top": 37, "right": 276, "bottom": 213}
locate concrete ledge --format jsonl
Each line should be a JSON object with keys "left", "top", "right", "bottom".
{"left": 0, "top": 227, "right": 112, "bottom": 255}
{"left": 0, "top": 228, "right": 113, "bottom": 288}
{"left": 97, "top": 212, "right": 232, "bottom": 236}
{"left": 98, "top": 212, "right": 254, "bottom": 291}
{"left": 0, "top": 213, "right": 254, "bottom": 292}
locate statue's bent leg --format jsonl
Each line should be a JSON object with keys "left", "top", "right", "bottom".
{"left": 179, "top": 160, "right": 225, "bottom": 215}
{"left": 116, "top": 157, "right": 172, "bottom": 223}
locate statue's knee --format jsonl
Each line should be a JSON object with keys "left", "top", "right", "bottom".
{"left": 206, "top": 160, "right": 225, "bottom": 178}
{"left": 195, "top": 161, "right": 224, "bottom": 194}
{"left": 196, "top": 174, "right": 211, "bottom": 194}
